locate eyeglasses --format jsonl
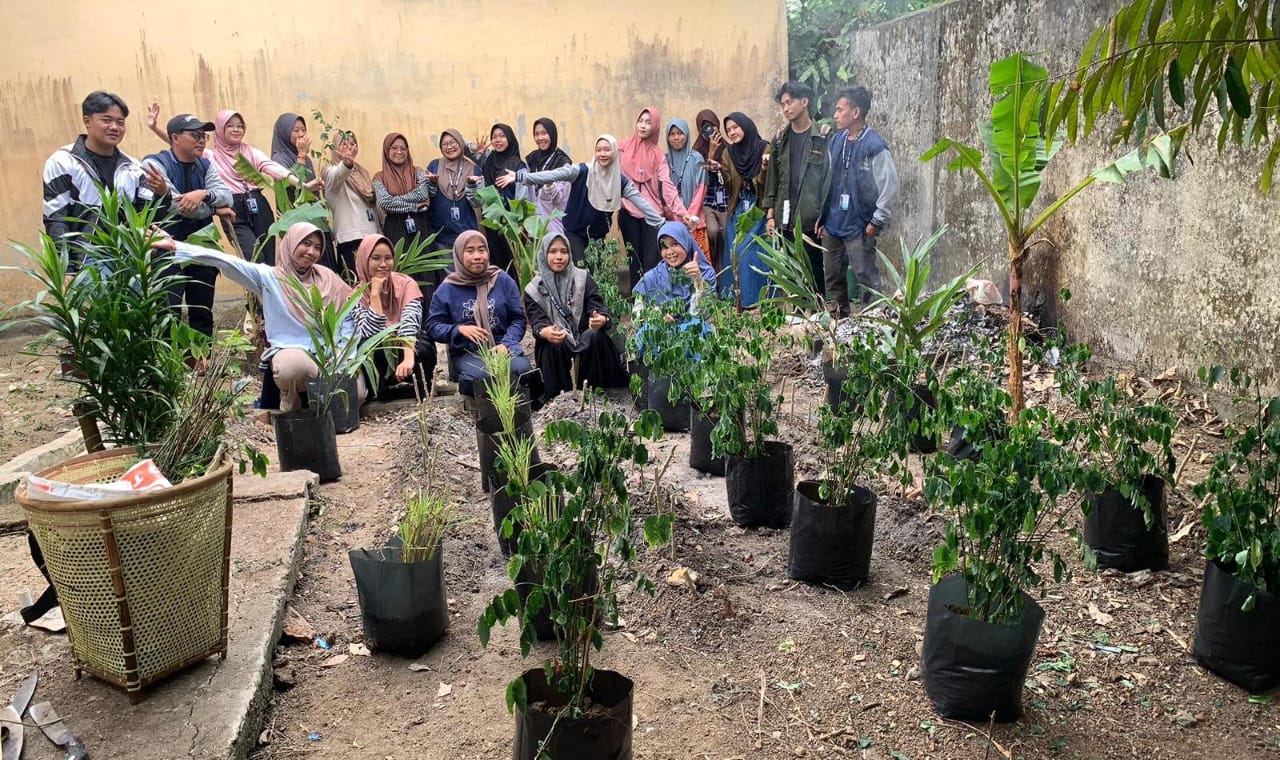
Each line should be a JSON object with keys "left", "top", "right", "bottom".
{"left": 184, "top": 130, "right": 208, "bottom": 141}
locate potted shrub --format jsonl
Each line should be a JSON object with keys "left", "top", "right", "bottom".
{"left": 583, "top": 238, "right": 632, "bottom": 358}
{"left": 922, "top": 381, "right": 1077, "bottom": 722}
{"left": 277, "top": 279, "right": 390, "bottom": 481}
{"left": 1191, "top": 367, "right": 1280, "bottom": 693}
{"left": 1059, "top": 345, "right": 1176, "bottom": 572}
{"left": 702, "top": 301, "right": 793, "bottom": 528}
{"left": 479, "top": 406, "right": 670, "bottom": 758}
{"left": 788, "top": 330, "right": 904, "bottom": 589}
{"left": 631, "top": 296, "right": 699, "bottom": 432}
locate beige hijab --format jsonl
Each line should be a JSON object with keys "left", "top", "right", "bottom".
{"left": 277, "top": 222, "right": 353, "bottom": 324}
{"left": 587, "top": 134, "right": 622, "bottom": 212}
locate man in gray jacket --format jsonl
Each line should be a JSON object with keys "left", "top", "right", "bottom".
{"left": 142, "top": 113, "right": 234, "bottom": 339}
{"left": 818, "top": 86, "right": 899, "bottom": 317}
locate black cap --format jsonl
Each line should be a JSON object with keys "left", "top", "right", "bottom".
{"left": 166, "top": 114, "right": 215, "bottom": 136}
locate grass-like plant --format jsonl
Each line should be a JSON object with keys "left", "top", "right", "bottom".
{"left": 283, "top": 278, "right": 393, "bottom": 414}
{"left": 397, "top": 490, "right": 455, "bottom": 563}
{"left": 478, "top": 345, "right": 522, "bottom": 433}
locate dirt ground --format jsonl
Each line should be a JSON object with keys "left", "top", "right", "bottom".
{"left": 3, "top": 319, "right": 1278, "bottom": 759}
{"left": 0, "top": 334, "right": 77, "bottom": 464}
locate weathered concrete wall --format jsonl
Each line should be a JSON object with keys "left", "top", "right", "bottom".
{"left": 848, "top": 0, "right": 1280, "bottom": 383}
{"left": 0, "top": 0, "right": 787, "bottom": 304}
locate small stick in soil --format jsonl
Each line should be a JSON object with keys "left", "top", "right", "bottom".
{"left": 1172, "top": 432, "right": 1200, "bottom": 487}
{"left": 754, "top": 669, "right": 767, "bottom": 750}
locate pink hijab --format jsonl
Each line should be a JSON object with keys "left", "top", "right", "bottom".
{"left": 211, "top": 110, "right": 276, "bottom": 187}
{"left": 354, "top": 234, "right": 422, "bottom": 325}
{"left": 277, "top": 222, "right": 352, "bottom": 324}
{"left": 618, "top": 106, "right": 665, "bottom": 186}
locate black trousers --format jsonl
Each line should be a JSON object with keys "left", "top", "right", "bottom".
{"left": 617, "top": 212, "right": 659, "bottom": 291}
{"left": 781, "top": 224, "right": 826, "bottom": 296}
{"left": 165, "top": 261, "right": 219, "bottom": 339}
{"left": 534, "top": 329, "right": 629, "bottom": 401}
{"left": 231, "top": 190, "right": 275, "bottom": 265}
{"left": 369, "top": 340, "right": 438, "bottom": 400}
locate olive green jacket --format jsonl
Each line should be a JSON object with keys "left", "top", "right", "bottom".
{"left": 760, "top": 123, "right": 832, "bottom": 234}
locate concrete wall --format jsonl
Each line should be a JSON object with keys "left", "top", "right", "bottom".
{"left": 0, "top": 0, "right": 788, "bottom": 304}
{"left": 847, "top": 0, "right": 1280, "bottom": 383}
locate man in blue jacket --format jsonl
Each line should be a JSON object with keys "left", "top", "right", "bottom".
{"left": 818, "top": 86, "right": 900, "bottom": 317}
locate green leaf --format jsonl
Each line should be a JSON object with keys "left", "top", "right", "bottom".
{"left": 643, "top": 513, "right": 675, "bottom": 548}
{"left": 1223, "top": 56, "right": 1253, "bottom": 118}
{"left": 1168, "top": 57, "right": 1187, "bottom": 108}
{"left": 505, "top": 676, "right": 528, "bottom": 714}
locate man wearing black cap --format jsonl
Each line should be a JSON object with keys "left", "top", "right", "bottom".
{"left": 143, "top": 113, "right": 233, "bottom": 339}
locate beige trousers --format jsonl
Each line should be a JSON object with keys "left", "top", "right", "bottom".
{"left": 271, "top": 348, "right": 367, "bottom": 412}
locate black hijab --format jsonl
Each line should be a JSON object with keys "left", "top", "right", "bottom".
{"left": 271, "top": 112, "right": 313, "bottom": 174}
{"left": 525, "top": 117, "right": 572, "bottom": 172}
{"left": 724, "top": 112, "right": 766, "bottom": 182}
{"left": 482, "top": 123, "right": 525, "bottom": 188}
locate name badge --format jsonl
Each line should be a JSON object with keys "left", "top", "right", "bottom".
{"left": 839, "top": 193, "right": 851, "bottom": 211}
{"left": 714, "top": 189, "right": 726, "bottom": 206}
{"left": 405, "top": 216, "right": 417, "bottom": 234}
{"left": 367, "top": 208, "right": 376, "bottom": 222}
{"left": 245, "top": 196, "right": 260, "bottom": 215}
{"left": 782, "top": 200, "right": 792, "bottom": 227}
{"left": 450, "top": 206, "right": 461, "bottom": 222}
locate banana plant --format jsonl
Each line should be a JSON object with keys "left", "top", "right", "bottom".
{"left": 476, "top": 185, "right": 562, "bottom": 290}
{"left": 921, "top": 52, "right": 1179, "bottom": 417}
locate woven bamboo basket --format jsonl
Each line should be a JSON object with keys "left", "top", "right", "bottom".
{"left": 16, "top": 448, "right": 234, "bottom": 704}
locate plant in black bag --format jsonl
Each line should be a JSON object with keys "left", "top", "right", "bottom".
{"left": 1190, "top": 367, "right": 1280, "bottom": 692}
{"left": 286, "top": 277, "right": 393, "bottom": 417}
{"left": 1057, "top": 342, "right": 1176, "bottom": 572}
{"left": 921, "top": 381, "right": 1078, "bottom": 722}
{"left": 477, "top": 405, "right": 669, "bottom": 759}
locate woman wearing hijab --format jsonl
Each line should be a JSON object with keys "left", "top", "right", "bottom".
{"left": 495, "top": 134, "right": 662, "bottom": 266}
{"left": 209, "top": 110, "right": 297, "bottom": 266}
{"left": 271, "top": 113, "right": 335, "bottom": 267}
{"left": 692, "top": 109, "right": 730, "bottom": 272}
{"left": 425, "top": 230, "right": 531, "bottom": 394}
{"left": 618, "top": 107, "right": 695, "bottom": 286}
{"left": 478, "top": 123, "right": 527, "bottom": 272}
{"left": 374, "top": 132, "right": 433, "bottom": 266}
{"left": 632, "top": 221, "right": 718, "bottom": 360}
{"left": 524, "top": 117, "right": 572, "bottom": 231}
{"left": 425, "top": 128, "right": 484, "bottom": 252}
{"left": 524, "top": 231, "right": 627, "bottom": 400}
{"left": 666, "top": 118, "right": 709, "bottom": 266}
{"left": 721, "top": 112, "right": 773, "bottom": 307}
{"left": 161, "top": 222, "right": 364, "bottom": 413}
{"left": 323, "top": 132, "right": 379, "bottom": 280}
{"left": 352, "top": 234, "right": 435, "bottom": 398}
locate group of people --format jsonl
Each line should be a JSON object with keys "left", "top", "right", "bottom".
{"left": 39, "top": 80, "right": 899, "bottom": 413}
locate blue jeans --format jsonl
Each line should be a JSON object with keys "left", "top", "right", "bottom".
{"left": 452, "top": 350, "right": 533, "bottom": 396}
{"left": 724, "top": 194, "right": 770, "bottom": 306}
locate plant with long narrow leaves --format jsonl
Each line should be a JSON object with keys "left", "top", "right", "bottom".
{"left": 283, "top": 278, "right": 393, "bottom": 414}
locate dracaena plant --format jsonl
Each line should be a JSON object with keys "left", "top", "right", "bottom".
{"left": 478, "top": 406, "right": 670, "bottom": 717}
{"left": 924, "top": 375, "right": 1079, "bottom": 625}
{"left": 1194, "top": 367, "right": 1280, "bottom": 610}
{"left": 283, "top": 278, "right": 393, "bottom": 415}
{"left": 3, "top": 188, "right": 191, "bottom": 449}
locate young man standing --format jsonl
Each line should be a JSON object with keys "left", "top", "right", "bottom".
{"left": 761, "top": 80, "right": 831, "bottom": 293}
{"left": 819, "top": 86, "right": 899, "bottom": 317}
{"left": 42, "top": 91, "right": 169, "bottom": 269}
{"left": 142, "top": 114, "right": 234, "bottom": 339}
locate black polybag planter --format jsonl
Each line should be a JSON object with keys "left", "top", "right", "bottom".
{"left": 689, "top": 412, "right": 725, "bottom": 476}
{"left": 821, "top": 360, "right": 862, "bottom": 414}
{"left": 347, "top": 537, "right": 449, "bottom": 657}
{"left": 476, "top": 415, "right": 539, "bottom": 495}
{"left": 475, "top": 384, "right": 532, "bottom": 427}
{"left": 787, "top": 481, "right": 877, "bottom": 589}
{"left": 1193, "top": 559, "right": 1280, "bottom": 693}
{"left": 1084, "top": 476, "right": 1169, "bottom": 572}
{"left": 644, "top": 375, "right": 691, "bottom": 432}
{"left": 273, "top": 410, "right": 341, "bottom": 482}
{"left": 513, "top": 668, "right": 633, "bottom": 760}
{"left": 489, "top": 463, "right": 561, "bottom": 558}
{"left": 725, "top": 441, "right": 794, "bottom": 528}
{"left": 307, "top": 374, "right": 360, "bottom": 434}
{"left": 921, "top": 574, "right": 1045, "bottom": 722}
{"left": 888, "top": 383, "right": 938, "bottom": 454}
{"left": 514, "top": 558, "right": 598, "bottom": 644}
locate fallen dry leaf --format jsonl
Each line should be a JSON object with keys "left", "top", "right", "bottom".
{"left": 281, "top": 607, "right": 315, "bottom": 643}
{"left": 436, "top": 682, "right": 453, "bottom": 698}
{"left": 666, "top": 566, "right": 699, "bottom": 588}
{"left": 320, "top": 654, "right": 348, "bottom": 668}
{"left": 1169, "top": 518, "right": 1195, "bottom": 544}
{"left": 408, "top": 663, "right": 431, "bottom": 672}
{"left": 1088, "top": 602, "right": 1114, "bottom": 627}
{"left": 349, "top": 643, "right": 371, "bottom": 656}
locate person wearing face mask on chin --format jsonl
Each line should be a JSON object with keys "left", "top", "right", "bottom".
{"left": 156, "top": 222, "right": 366, "bottom": 414}
{"left": 524, "top": 231, "right": 628, "bottom": 401}
{"left": 425, "top": 230, "right": 532, "bottom": 397}
{"left": 352, "top": 234, "right": 436, "bottom": 399}
{"left": 618, "top": 107, "right": 697, "bottom": 288}
{"left": 496, "top": 134, "right": 662, "bottom": 267}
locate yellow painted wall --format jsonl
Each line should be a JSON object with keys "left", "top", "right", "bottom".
{"left": 0, "top": 0, "right": 788, "bottom": 304}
